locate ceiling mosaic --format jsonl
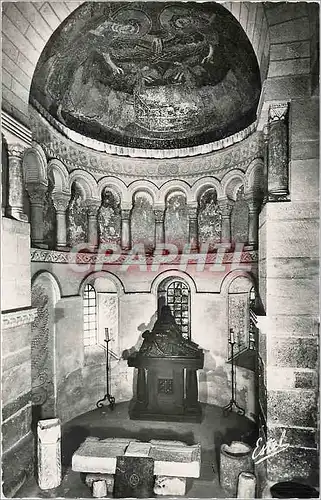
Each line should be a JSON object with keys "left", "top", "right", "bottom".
{"left": 31, "top": 2, "right": 261, "bottom": 150}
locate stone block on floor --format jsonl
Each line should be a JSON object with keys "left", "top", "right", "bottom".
{"left": 93, "top": 480, "right": 107, "bottom": 498}
{"left": 154, "top": 476, "right": 186, "bottom": 496}
{"left": 220, "top": 441, "right": 253, "bottom": 497}
{"left": 72, "top": 437, "right": 128, "bottom": 474}
{"left": 151, "top": 442, "right": 201, "bottom": 478}
{"left": 125, "top": 441, "right": 151, "bottom": 457}
{"left": 85, "top": 473, "right": 114, "bottom": 495}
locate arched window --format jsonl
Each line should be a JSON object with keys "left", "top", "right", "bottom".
{"left": 158, "top": 279, "right": 191, "bottom": 340}
{"left": 83, "top": 284, "right": 97, "bottom": 346}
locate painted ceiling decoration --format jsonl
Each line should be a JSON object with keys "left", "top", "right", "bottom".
{"left": 31, "top": 2, "right": 261, "bottom": 150}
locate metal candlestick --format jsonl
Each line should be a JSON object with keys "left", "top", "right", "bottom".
{"left": 96, "top": 332, "right": 115, "bottom": 410}
{"left": 223, "top": 336, "right": 245, "bottom": 417}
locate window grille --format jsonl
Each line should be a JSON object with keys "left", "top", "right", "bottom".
{"left": 166, "top": 281, "right": 190, "bottom": 340}
{"left": 83, "top": 284, "right": 97, "bottom": 346}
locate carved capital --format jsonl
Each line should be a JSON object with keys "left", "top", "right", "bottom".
{"left": 153, "top": 209, "right": 165, "bottom": 223}
{"left": 7, "top": 143, "right": 25, "bottom": 159}
{"left": 86, "top": 199, "right": 101, "bottom": 217}
{"left": 269, "top": 102, "right": 289, "bottom": 123}
{"left": 121, "top": 209, "right": 131, "bottom": 221}
{"left": 218, "top": 199, "right": 234, "bottom": 217}
{"left": 27, "top": 183, "right": 47, "bottom": 206}
{"left": 52, "top": 193, "right": 70, "bottom": 213}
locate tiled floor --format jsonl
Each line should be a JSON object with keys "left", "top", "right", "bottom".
{"left": 16, "top": 402, "right": 257, "bottom": 498}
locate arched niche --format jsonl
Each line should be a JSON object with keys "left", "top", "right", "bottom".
{"left": 67, "top": 181, "right": 87, "bottom": 246}
{"left": 164, "top": 191, "right": 188, "bottom": 252}
{"left": 97, "top": 188, "right": 121, "bottom": 246}
{"left": 31, "top": 272, "right": 61, "bottom": 422}
{"left": 81, "top": 272, "right": 123, "bottom": 357}
{"left": 130, "top": 191, "right": 155, "bottom": 254}
{"left": 231, "top": 185, "right": 249, "bottom": 246}
{"left": 227, "top": 273, "right": 255, "bottom": 358}
{"left": 197, "top": 187, "right": 221, "bottom": 252}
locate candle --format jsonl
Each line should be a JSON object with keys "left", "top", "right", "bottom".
{"left": 229, "top": 328, "right": 235, "bottom": 344}
{"left": 105, "top": 328, "right": 109, "bottom": 341}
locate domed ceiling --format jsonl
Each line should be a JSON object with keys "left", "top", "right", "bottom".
{"left": 31, "top": 2, "right": 261, "bottom": 150}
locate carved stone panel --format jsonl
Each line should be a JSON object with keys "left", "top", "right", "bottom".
{"left": 228, "top": 292, "right": 249, "bottom": 357}
{"left": 67, "top": 184, "right": 87, "bottom": 246}
{"left": 98, "top": 189, "right": 121, "bottom": 246}
{"left": 131, "top": 192, "right": 155, "bottom": 254}
{"left": 31, "top": 284, "right": 55, "bottom": 417}
{"left": 164, "top": 193, "right": 188, "bottom": 252}
{"left": 198, "top": 188, "right": 221, "bottom": 251}
{"left": 231, "top": 186, "right": 249, "bottom": 244}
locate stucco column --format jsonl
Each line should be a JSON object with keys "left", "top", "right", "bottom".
{"left": 121, "top": 208, "right": 131, "bottom": 250}
{"left": 52, "top": 193, "right": 70, "bottom": 248}
{"left": 267, "top": 102, "right": 289, "bottom": 201}
{"left": 153, "top": 207, "right": 165, "bottom": 246}
{"left": 86, "top": 200, "right": 100, "bottom": 248}
{"left": 7, "top": 144, "right": 28, "bottom": 222}
{"left": 219, "top": 198, "right": 234, "bottom": 244}
{"left": 26, "top": 183, "right": 48, "bottom": 247}
{"left": 188, "top": 205, "right": 198, "bottom": 252}
{"left": 246, "top": 197, "right": 261, "bottom": 249}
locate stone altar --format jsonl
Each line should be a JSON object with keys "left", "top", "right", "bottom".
{"left": 128, "top": 306, "right": 204, "bottom": 422}
{"left": 72, "top": 437, "right": 201, "bottom": 497}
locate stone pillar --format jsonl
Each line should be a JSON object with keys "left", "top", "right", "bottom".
{"left": 7, "top": 144, "right": 28, "bottom": 222}
{"left": 154, "top": 207, "right": 165, "bottom": 246}
{"left": 37, "top": 418, "right": 61, "bottom": 490}
{"left": 220, "top": 442, "right": 253, "bottom": 497}
{"left": 26, "top": 183, "right": 48, "bottom": 247}
{"left": 52, "top": 193, "right": 70, "bottom": 248}
{"left": 267, "top": 102, "right": 289, "bottom": 201}
{"left": 188, "top": 205, "right": 198, "bottom": 253}
{"left": 219, "top": 199, "right": 234, "bottom": 244}
{"left": 121, "top": 208, "right": 131, "bottom": 250}
{"left": 245, "top": 195, "right": 261, "bottom": 249}
{"left": 86, "top": 200, "right": 100, "bottom": 248}
{"left": 237, "top": 472, "right": 256, "bottom": 498}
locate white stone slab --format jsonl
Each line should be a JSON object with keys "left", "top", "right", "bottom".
{"left": 150, "top": 440, "right": 187, "bottom": 447}
{"left": 72, "top": 437, "right": 127, "bottom": 474}
{"left": 37, "top": 418, "right": 62, "bottom": 490}
{"left": 154, "top": 460, "right": 200, "bottom": 478}
{"left": 125, "top": 441, "right": 151, "bottom": 457}
{"left": 154, "top": 476, "right": 186, "bottom": 496}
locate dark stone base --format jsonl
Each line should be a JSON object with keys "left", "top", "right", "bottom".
{"left": 129, "top": 401, "right": 202, "bottom": 423}
{"left": 2, "top": 432, "right": 34, "bottom": 497}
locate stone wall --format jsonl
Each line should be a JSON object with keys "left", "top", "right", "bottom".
{"left": 258, "top": 3, "right": 319, "bottom": 483}
{"left": 1, "top": 218, "right": 35, "bottom": 497}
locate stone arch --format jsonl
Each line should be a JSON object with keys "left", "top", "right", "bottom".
{"left": 158, "top": 180, "right": 192, "bottom": 205}
{"left": 245, "top": 158, "right": 265, "bottom": 196}
{"left": 127, "top": 180, "right": 159, "bottom": 206}
{"left": 191, "top": 177, "right": 223, "bottom": 202}
{"left": 151, "top": 269, "right": 197, "bottom": 295}
{"left": 221, "top": 169, "right": 246, "bottom": 201}
{"left": 23, "top": 143, "right": 48, "bottom": 186}
{"left": 47, "top": 159, "right": 70, "bottom": 194}
{"left": 79, "top": 271, "right": 125, "bottom": 297}
{"left": 97, "top": 177, "right": 129, "bottom": 207}
{"left": 220, "top": 270, "right": 256, "bottom": 295}
{"left": 69, "top": 170, "right": 98, "bottom": 201}
{"left": 30, "top": 271, "right": 61, "bottom": 421}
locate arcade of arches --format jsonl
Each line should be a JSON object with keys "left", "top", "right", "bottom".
{"left": 1, "top": 1, "right": 319, "bottom": 498}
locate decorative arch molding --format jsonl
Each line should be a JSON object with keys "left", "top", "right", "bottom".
{"left": 191, "top": 176, "right": 223, "bottom": 202}
{"left": 245, "top": 158, "right": 265, "bottom": 195}
{"left": 158, "top": 180, "right": 192, "bottom": 205}
{"left": 127, "top": 180, "right": 159, "bottom": 205}
{"left": 69, "top": 169, "right": 99, "bottom": 200}
{"left": 150, "top": 269, "right": 198, "bottom": 295}
{"left": 31, "top": 270, "right": 62, "bottom": 304}
{"left": 97, "top": 176, "right": 129, "bottom": 205}
{"left": 221, "top": 169, "right": 246, "bottom": 200}
{"left": 47, "top": 158, "right": 70, "bottom": 194}
{"left": 79, "top": 270, "right": 125, "bottom": 297}
{"left": 23, "top": 143, "right": 48, "bottom": 186}
{"left": 220, "top": 269, "right": 256, "bottom": 295}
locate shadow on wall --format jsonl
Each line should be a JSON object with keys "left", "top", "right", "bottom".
{"left": 122, "top": 311, "right": 157, "bottom": 361}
